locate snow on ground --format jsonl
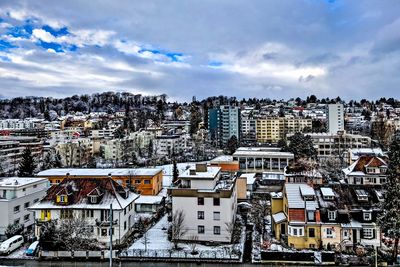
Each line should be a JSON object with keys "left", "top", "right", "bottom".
{"left": 127, "top": 215, "right": 244, "bottom": 259}
{"left": 0, "top": 245, "right": 35, "bottom": 260}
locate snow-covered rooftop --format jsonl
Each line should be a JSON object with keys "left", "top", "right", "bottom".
{"left": 37, "top": 168, "right": 162, "bottom": 177}
{"left": 320, "top": 187, "right": 335, "bottom": 197}
{"left": 210, "top": 155, "right": 234, "bottom": 163}
{"left": 179, "top": 166, "right": 221, "bottom": 179}
{"left": 239, "top": 173, "right": 256, "bottom": 185}
{"left": 135, "top": 195, "right": 164, "bottom": 205}
{"left": 285, "top": 184, "right": 318, "bottom": 209}
{"left": 0, "top": 177, "right": 47, "bottom": 188}
{"left": 272, "top": 212, "right": 287, "bottom": 224}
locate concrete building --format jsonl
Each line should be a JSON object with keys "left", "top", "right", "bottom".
{"left": 302, "top": 132, "right": 372, "bottom": 160}
{"left": 0, "top": 177, "right": 48, "bottom": 240}
{"left": 29, "top": 178, "right": 139, "bottom": 246}
{"left": 154, "top": 134, "right": 189, "bottom": 157}
{"left": 232, "top": 147, "right": 294, "bottom": 172}
{"left": 169, "top": 164, "right": 237, "bottom": 243}
{"left": 327, "top": 104, "right": 344, "bottom": 134}
{"left": 241, "top": 118, "right": 257, "bottom": 143}
{"left": 256, "top": 118, "right": 312, "bottom": 144}
{"left": 208, "top": 106, "right": 241, "bottom": 147}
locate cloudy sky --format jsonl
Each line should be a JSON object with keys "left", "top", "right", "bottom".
{"left": 0, "top": 0, "right": 399, "bottom": 102}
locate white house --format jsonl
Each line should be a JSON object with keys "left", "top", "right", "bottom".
{"left": 0, "top": 177, "right": 48, "bottom": 240}
{"left": 169, "top": 164, "right": 237, "bottom": 243}
{"left": 29, "top": 177, "right": 139, "bottom": 246}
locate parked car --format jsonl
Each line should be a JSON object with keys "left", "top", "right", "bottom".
{"left": 0, "top": 235, "right": 24, "bottom": 255}
{"left": 25, "top": 241, "right": 39, "bottom": 256}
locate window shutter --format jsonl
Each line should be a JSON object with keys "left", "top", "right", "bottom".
{"left": 360, "top": 230, "right": 364, "bottom": 239}
{"left": 373, "top": 229, "right": 376, "bottom": 239}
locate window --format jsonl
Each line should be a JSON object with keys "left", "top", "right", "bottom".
{"left": 198, "top": 225, "right": 205, "bottom": 234}
{"left": 33, "top": 184, "right": 37, "bottom": 188}
{"left": 124, "top": 221, "right": 127, "bottom": 230}
{"left": 90, "top": 196, "right": 97, "bottom": 203}
{"left": 363, "top": 228, "right": 374, "bottom": 239}
{"left": 24, "top": 202, "right": 30, "bottom": 209}
{"left": 198, "top": 211, "right": 204, "bottom": 220}
{"left": 213, "top": 212, "right": 220, "bottom": 221}
{"left": 214, "top": 226, "right": 221, "bottom": 235}
{"left": 309, "top": 244, "right": 316, "bottom": 249}
{"left": 328, "top": 210, "right": 336, "bottom": 221}
{"left": 33, "top": 198, "right": 39, "bottom": 203}
{"left": 364, "top": 212, "right": 372, "bottom": 221}
{"left": 288, "top": 226, "right": 304, "bottom": 237}
{"left": 59, "top": 195, "right": 67, "bottom": 202}
{"left": 101, "top": 229, "right": 108, "bottom": 236}
{"left": 144, "top": 180, "right": 151, "bottom": 184}
{"left": 326, "top": 228, "right": 334, "bottom": 238}
{"left": 307, "top": 211, "right": 315, "bottom": 221}
{"left": 198, "top": 197, "right": 204, "bottom": 205}
{"left": 14, "top": 219, "right": 20, "bottom": 225}
{"left": 86, "top": 210, "right": 94, "bottom": 217}
{"left": 24, "top": 214, "right": 30, "bottom": 222}
{"left": 135, "top": 180, "right": 141, "bottom": 184}
{"left": 14, "top": 205, "right": 20, "bottom": 213}
{"left": 213, "top": 198, "right": 220, "bottom": 206}
{"left": 309, "top": 228, "right": 315, "bottom": 238}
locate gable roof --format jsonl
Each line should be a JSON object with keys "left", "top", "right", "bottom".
{"left": 30, "top": 178, "right": 139, "bottom": 210}
{"left": 343, "top": 155, "right": 387, "bottom": 176}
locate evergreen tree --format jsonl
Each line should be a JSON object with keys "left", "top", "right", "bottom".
{"left": 18, "top": 147, "right": 36, "bottom": 177}
{"left": 54, "top": 152, "right": 63, "bottom": 168}
{"left": 378, "top": 137, "right": 400, "bottom": 261}
{"left": 148, "top": 139, "right": 153, "bottom": 158}
{"left": 226, "top": 135, "right": 238, "bottom": 155}
{"left": 172, "top": 159, "right": 179, "bottom": 185}
{"left": 287, "top": 132, "right": 317, "bottom": 161}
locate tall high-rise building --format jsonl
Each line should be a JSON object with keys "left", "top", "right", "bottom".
{"left": 208, "top": 105, "right": 241, "bottom": 147}
{"left": 327, "top": 104, "right": 344, "bottom": 134}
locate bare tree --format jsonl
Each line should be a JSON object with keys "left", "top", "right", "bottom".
{"left": 141, "top": 231, "right": 149, "bottom": 251}
{"left": 171, "top": 209, "right": 187, "bottom": 249}
{"left": 55, "top": 214, "right": 96, "bottom": 251}
{"left": 187, "top": 235, "right": 199, "bottom": 254}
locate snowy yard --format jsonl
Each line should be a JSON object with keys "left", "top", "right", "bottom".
{"left": 0, "top": 244, "right": 35, "bottom": 260}
{"left": 123, "top": 215, "right": 244, "bottom": 260}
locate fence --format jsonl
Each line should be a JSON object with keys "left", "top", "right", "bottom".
{"left": 260, "top": 251, "right": 335, "bottom": 264}
{"left": 40, "top": 250, "right": 117, "bottom": 259}
{"left": 120, "top": 248, "right": 241, "bottom": 260}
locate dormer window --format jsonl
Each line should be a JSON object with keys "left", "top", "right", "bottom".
{"left": 303, "top": 195, "right": 315, "bottom": 201}
{"left": 90, "top": 196, "right": 97, "bottom": 204}
{"left": 59, "top": 195, "right": 67, "bottom": 203}
{"left": 363, "top": 211, "right": 372, "bottom": 221}
{"left": 328, "top": 210, "right": 337, "bottom": 221}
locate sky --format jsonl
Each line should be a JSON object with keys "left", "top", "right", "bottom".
{"left": 0, "top": 0, "right": 400, "bottom": 102}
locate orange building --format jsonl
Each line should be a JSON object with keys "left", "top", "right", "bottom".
{"left": 36, "top": 168, "right": 163, "bottom": 195}
{"left": 209, "top": 155, "right": 239, "bottom": 172}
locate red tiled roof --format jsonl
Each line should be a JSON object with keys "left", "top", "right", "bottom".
{"left": 352, "top": 156, "right": 387, "bottom": 172}
{"left": 44, "top": 178, "right": 125, "bottom": 205}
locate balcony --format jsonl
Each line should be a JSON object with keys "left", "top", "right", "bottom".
{"left": 95, "top": 219, "right": 118, "bottom": 227}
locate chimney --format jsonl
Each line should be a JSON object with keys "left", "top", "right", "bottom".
{"left": 195, "top": 163, "right": 207, "bottom": 172}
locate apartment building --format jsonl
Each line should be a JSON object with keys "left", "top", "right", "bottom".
{"left": 327, "top": 104, "right": 344, "bottom": 134}
{"left": 29, "top": 178, "right": 139, "bottom": 246}
{"left": 256, "top": 117, "right": 312, "bottom": 143}
{"left": 154, "top": 134, "right": 189, "bottom": 157}
{"left": 241, "top": 118, "right": 257, "bottom": 143}
{"left": 55, "top": 138, "right": 93, "bottom": 167}
{"left": 0, "top": 177, "right": 48, "bottom": 240}
{"left": 302, "top": 132, "right": 372, "bottom": 160}
{"left": 208, "top": 106, "right": 241, "bottom": 147}
{"left": 36, "top": 168, "right": 163, "bottom": 195}
{"left": 169, "top": 164, "right": 237, "bottom": 243}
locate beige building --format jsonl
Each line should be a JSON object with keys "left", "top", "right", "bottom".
{"left": 256, "top": 118, "right": 312, "bottom": 143}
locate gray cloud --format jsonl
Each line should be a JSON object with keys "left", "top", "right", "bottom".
{"left": 0, "top": 0, "right": 400, "bottom": 101}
